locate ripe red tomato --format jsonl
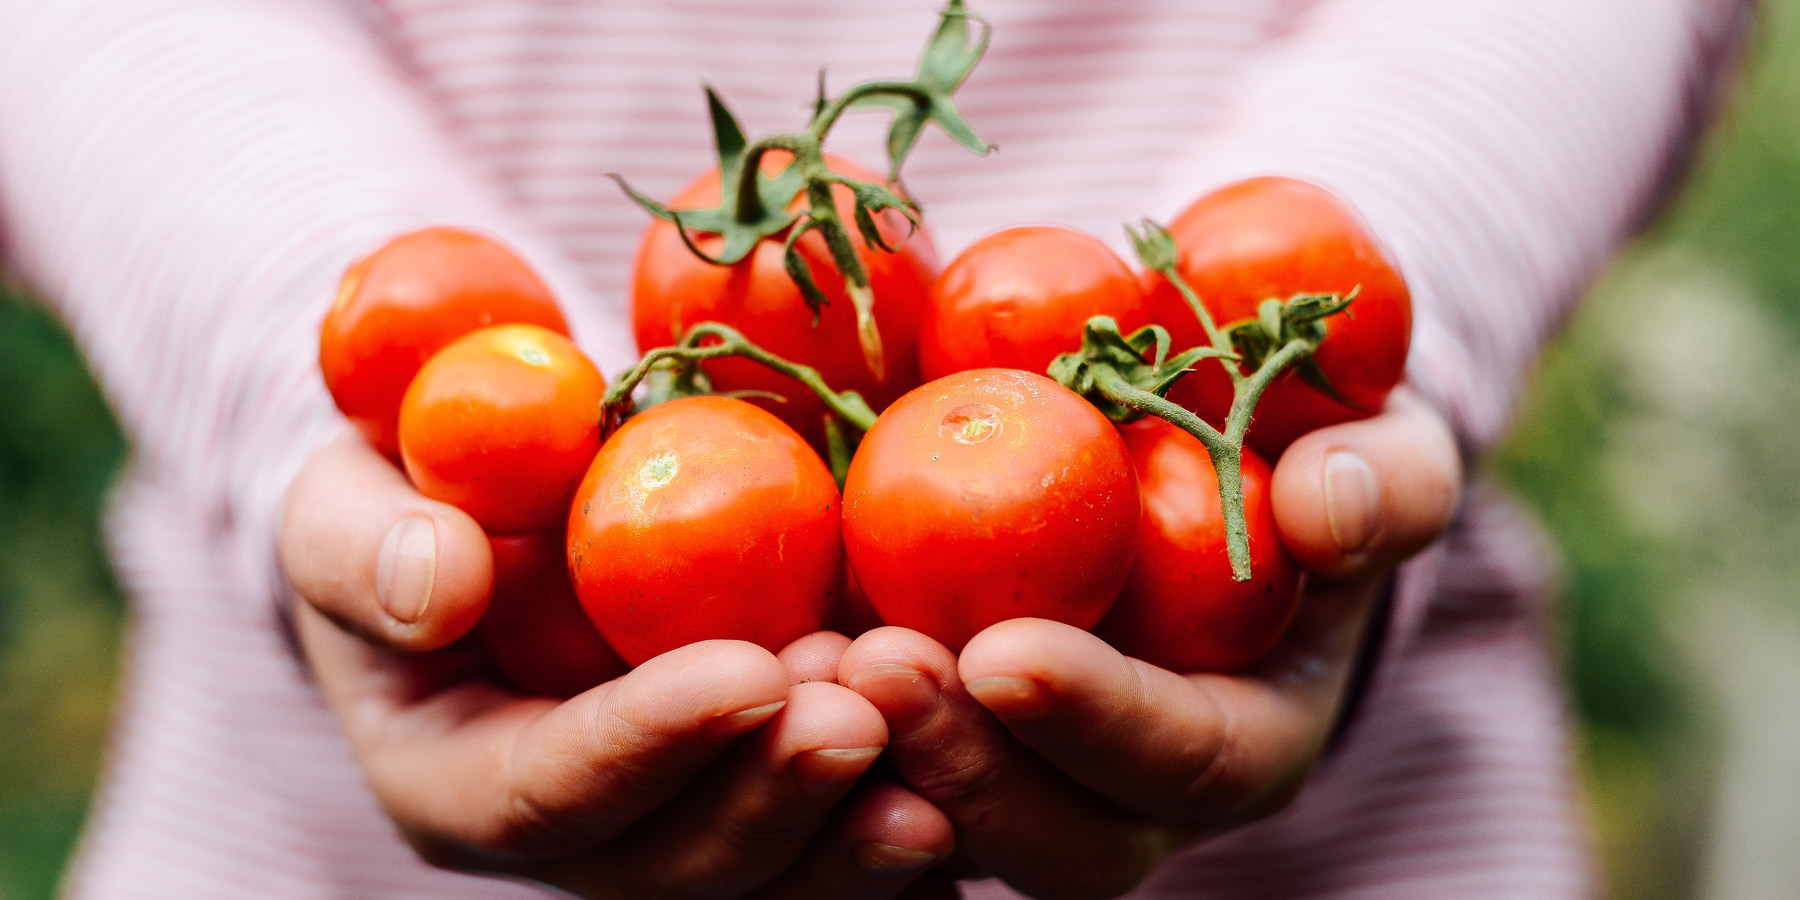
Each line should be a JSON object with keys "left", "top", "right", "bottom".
{"left": 1096, "top": 419, "right": 1302, "bottom": 672}
{"left": 480, "top": 533, "right": 627, "bottom": 698}
{"left": 567, "top": 396, "right": 841, "bottom": 667}
{"left": 319, "top": 227, "right": 569, "bottom": 458}
{"left": 919, "top": 225, "right": 1149, "bottom": 381}
{"left": 842, "top": 368, "right": 1140, "bottom": 652}
{"left": 1144, "top": 177, "right": 1412, "bottom": 455}
{"left": 630, "top": 155, "right": 938, "bottom": 447}
{"left": 399, "top": 324, "right": 604, "bottom": 536}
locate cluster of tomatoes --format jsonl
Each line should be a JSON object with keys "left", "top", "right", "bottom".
{"left": 316, "top": 168, "right": 1410, "bottom": 697}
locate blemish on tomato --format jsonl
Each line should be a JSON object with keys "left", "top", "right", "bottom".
{"left": 940, "top": 403, "right": 1002, "bottom": 445}
{"left": 637, "top": 450, "right": 680, "bottom": 490}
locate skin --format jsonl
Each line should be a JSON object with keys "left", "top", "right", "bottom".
{"left": 1096, "top": 419, "right": 1304, "bottom": 673}
{"left": 838, "top": 391, "right": 1461, "bottom": 900}
{"left": 568, "top": 396, "right": 843, "bottom": 667}
{"left": 479, "top": 532, "right": 629, "bottom": 699}
{"left": 282, "top": 435, "right": 958, "bottom": 899}
{"left": 631, "top": 156, "right": 938, "bottom": 448}
{"left": 918, "top": 225, "right": 1150, "bottom": 381}
{"left": 841, "top": 368, "right": 1141, "bottom": 652}
{"left": 398, "top": 323, "right": 604, "bottom": 536}
{"left": 319, "top": 227, "right": 569, "bottom": 458}
{"left": 1144, "top": 177, "right": 1413, "bottom": 456}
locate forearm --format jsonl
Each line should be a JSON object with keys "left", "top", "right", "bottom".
{"left": 0, "top": 0, "right": 633, "bottom": 597}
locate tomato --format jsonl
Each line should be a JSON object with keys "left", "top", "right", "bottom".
{"left": 1095, "top": 419, "right": 1302, "bottom": 672}
{"left": 918, "top": 225, "right": 1149, "bottom": 381}
{"left": 567, "top": 396, "right": 841, "bottom": 666}
{"left": 630, "top": 155, "right": 937, "bottom": 447}
{"left": 1144, "top": 177, "right": 1412, "bottom": 455}
{"left": 319, "top": 227, "right": 569, "bottom": 458}
{"left": 480, "top": 533, "right": 627, "bottom": 697}
{"left": 399, "top": 324, "right": 604, "bottom": 536}
{"left": 842, "top": 368, "right": 1140, "bottom": 651}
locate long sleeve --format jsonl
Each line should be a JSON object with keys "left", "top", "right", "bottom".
{"left": 1141, "top": 0, "right": 1748, "bottom": 662}
{"left": 0, "top": 0, "right": 639, "bottom": 604}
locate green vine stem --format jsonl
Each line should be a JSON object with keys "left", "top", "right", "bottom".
{"left": 1054, "top": 223, "right": 1357, "bottom": 582}
{"left": 602, "top": 322, "right": 878, "bottom": 485}
{"left": 610, "top": 1, "right": 993, "bottom": 384}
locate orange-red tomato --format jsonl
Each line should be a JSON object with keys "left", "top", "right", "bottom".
{"left": 399, "top": 324, "right": 604, "bottom": 536}
{"left": 1096, "top": 419, "right": 1302, "bottom": 672}
{"left": 319, "top": 227, "right": 568, "bottom": 458}
{"left": 1144, "top": 177, "right": 1412, "bottom": 456}
{"left": 919, "top": 225, "right": 1148, "bottom": 380}
{"left": 630, "top": 156, "right": 937, "bottom": 447}
{"left": 567, "top": 396, "right": 841, "bottom": 667}
{"left": 842, "top": 368, "right": 1140, "bottom": 652}
{"left": 480, "top": 533, "right": 627, "bottom": 698}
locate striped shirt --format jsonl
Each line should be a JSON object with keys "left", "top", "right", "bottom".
{"left": 0, "top": 1, "right": 1745, "bottom": 897}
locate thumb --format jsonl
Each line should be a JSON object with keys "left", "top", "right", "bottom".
{"left": 280, "top": 434, "right": 494, "bottom": 651}
{"left": 1269, "top": 389, "right": 1461, "bottom": 579}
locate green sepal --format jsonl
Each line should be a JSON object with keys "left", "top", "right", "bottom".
{"left": 705, "top": 85, "right": 747, "bottom": 173}
{"left": 1124, "top": 219, "right": 1180, "bottom": 272}
{"left": 850, "top": 1, "right": 994, "bottom": 180}
{"left": 1048, "top": 316, "right": 1228, "bottom": 423}
{"left": 1218, "top": 288, "right": 1362, "bottom": 406}
{"left": 919, "top": 1, "right": 986, "bottom": 92}
{"left": 781, "top": 217, "right": 832, "bottom": 325}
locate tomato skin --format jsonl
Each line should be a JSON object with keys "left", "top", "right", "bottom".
{"left": 567, "top": 396, "right": 841, "bottom": 667}
{"left": 630, "top": 156, "right": 938, "bottom": 447}
{"left": 480, "top": 533, "right": 627, "bottom": 697}
{"left": 1096, "top": 419, "right": 1302, "bottom": 672}
{"left": 842, "top": 368, "right": 1140, "bottom": 652}
{"left": 919, "top": 225, "right": 1149, "bottom": 381}
{"left": 399, "top": 324, "right": 604, "bottom": 536}
{"left": 319, "top": 227, "right": 569, "bottom": 458}
{"left": 1144, "top": 177, "right": 1412, "bottom": 455}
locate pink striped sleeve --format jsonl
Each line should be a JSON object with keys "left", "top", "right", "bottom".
{"left": 0, "top": 0, "right": 638, "bottom": 602}
{"left": 1144, "top": 0, "right": 1746, "bottom": 662}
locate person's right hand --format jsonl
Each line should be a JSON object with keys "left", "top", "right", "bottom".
{"left": 280, "top": 435, "right": 956, "bottom": 899}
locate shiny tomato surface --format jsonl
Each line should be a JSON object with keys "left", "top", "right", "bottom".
{"left": 842, "top": 368, "right": 1140, "bottom": 651}
{"left": 919, "top": 225, "right": 1148, "bottom": 381}
{"left": 399, "top": 324, "right": 604, "bottom": 536}
{"left": 567, "top": 396, "right": 841, "bottom": 666}
{"left": 320, "top": 227, "right": 568, "bottom": 458}
{"left": 630, "top": 156, "right": 937, "bottom": 447}
{"left": 1096, "top": 419, "right": 1302, "bottom": 672}
{"left": 480, "top": 532, "right": 627, "bottom": 697}
{"left": 1144, "top": 177, "right": 1411, "bottom": 455}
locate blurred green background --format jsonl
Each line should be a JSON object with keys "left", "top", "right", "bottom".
{"left": 6, "top": 5, "right": 1800, "bottom": 898}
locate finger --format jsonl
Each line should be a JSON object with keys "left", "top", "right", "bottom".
{"left": 281, "top": 435, "right": 493, "bottom": 651}
{"left": 612, "top": 681, "right": 887, "bottom": 896}
{"left": 781, "top": 630, "right": 854, "bottom": 685}
{"left": 298, "top": 602, "right": 791, "bottom": 861}
{"left": 1270, "top": 388, "right": 1461, "bottom": 578}
{"left": 751, "top": 783, "right": 955, "bottom": 900}
{"left": 959, "top": 579, "right": 1379, "bottom": 825}
{"left": 840, "top": 627, "right": 1171, "bottom": 900}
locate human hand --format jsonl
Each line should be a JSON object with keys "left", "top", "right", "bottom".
{"left": 837, "top": 391, "right": 1460, "bottom": 899}
{"left": 281, "top": 436, "right": 957, "bottom": 898}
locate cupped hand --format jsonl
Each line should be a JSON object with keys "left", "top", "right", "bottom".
{"left": 837, "top": 391, "right": 1460, "bottom": 900}
{"left": 281, "top": 436, "right": 955, "bottom": 898}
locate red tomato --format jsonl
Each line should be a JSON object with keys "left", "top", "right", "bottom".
{"left": 319, "top": 227, "right": 569, "bottom": 458}
{"left": 567, "top": 396, "right": 841, "bottom": 666}
{"left": 919, "top": 225, "right": 1149, "bottom": 381}
{"left": 1096, "top": 419, "right": 1302, "bottom": 672}
{"left": 630, "top": 155, "right": 938, "bottom": 447}
{"left": 480, "top": 533, "right": 627, "bottom": 697}
{"left": 399, "top": 324, "right": 604, "bottom": 536}
{"left": 1144, "top": 177, "right": 1412, "bottom": 455}
{"left": 842, "top": 368, "right": 1140, "bottom": 652}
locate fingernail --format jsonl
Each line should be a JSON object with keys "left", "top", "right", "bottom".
{"left": 964, "top": 676, "right": 1053, "bottom": 720}
{"left": 1323, "top": 450, "right": 1378, "bottom": 555}
{"left": 853, "top": 841, "right": 940, "bottom": 878}
{"left": 376, "top": 516, "right": 436, "bottom": 624}
{"left": 702, "top": 700, "right": 787, "bottom": 741}
{"left": 793, "top": 746, "right": 884, "bottom": 794}
{"left": 845, "top": 665, "right": 940, "bottom": 734}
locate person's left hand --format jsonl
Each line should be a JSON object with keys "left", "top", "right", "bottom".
{"left": 837, "top": 392, "right": 1460, "bottom": 899}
